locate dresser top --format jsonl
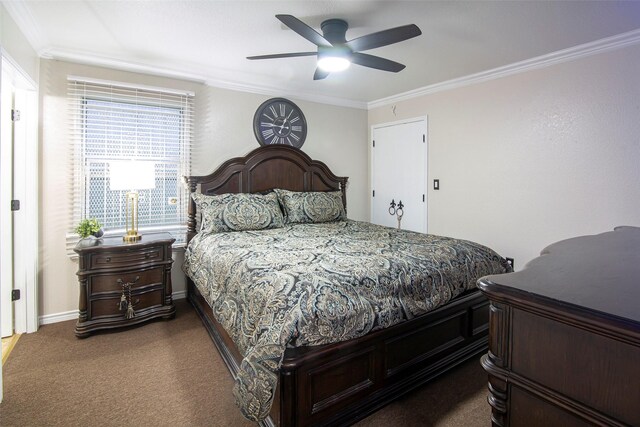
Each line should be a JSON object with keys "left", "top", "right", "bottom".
{"left": 74, "top": 232, "right": 175, "bottom": 253}
{"left": 480, "top": 226, "right": 640, "bottom": 325}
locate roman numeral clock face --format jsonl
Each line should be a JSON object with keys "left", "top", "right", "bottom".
{"left": 253, "top": 98, "right": 307, "bottom": 148}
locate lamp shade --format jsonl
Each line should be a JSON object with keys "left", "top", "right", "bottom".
{"left": 109, "top": 161, "right": 156, "bottom": 191}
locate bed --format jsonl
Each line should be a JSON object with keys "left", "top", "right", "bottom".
{"left": 183, "top": 145, "right": 510, "bottom": 426}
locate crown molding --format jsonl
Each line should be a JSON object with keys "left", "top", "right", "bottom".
{"left": 42, "top": 47, "right": 367, "bottom": 109}
{"left": 368, "top": 28, "right": 640, "bottom": 110}
{"left": 43, "top": 47, "right": 209, "bottom": 84}
{"left": 1, "top": 0, "right": 46, "bottom": 51}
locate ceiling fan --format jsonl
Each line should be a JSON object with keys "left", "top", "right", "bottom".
{"left": 247, "top": 14, "right": 422, "bottom": 80}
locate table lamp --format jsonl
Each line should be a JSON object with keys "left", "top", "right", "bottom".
{"left": 109, "top": 160, "right": 156, "bottom": 242}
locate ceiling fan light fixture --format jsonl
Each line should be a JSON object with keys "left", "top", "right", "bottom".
{"left": 248, "top": 15, "right": 421, "bottom": 80}
{"left": 317, "top": 56, "right": 351, "bottom": 72}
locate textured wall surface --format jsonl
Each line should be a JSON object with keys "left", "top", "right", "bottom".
{"left": 369, "top": 43, "right": 640, "bottom": 269}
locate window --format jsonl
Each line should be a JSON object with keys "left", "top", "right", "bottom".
{"left": 68, "top": 77, "right": 193, "bottom": 252}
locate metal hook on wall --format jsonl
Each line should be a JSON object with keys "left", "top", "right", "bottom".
{"left": 388, "top": 199, "right": 396, "bottom": 216}
{"left": 389, "top": 199, "right": 404, "bottom": 229}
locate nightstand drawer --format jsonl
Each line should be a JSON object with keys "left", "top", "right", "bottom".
{"left": 89, "top": 245, "right": 163, "bottom": 269}
{"left": 90, "top": 287, "right": 164, "bottom": 318}
{"left": 90, "top": 268, "right": 164, "bottom": 294}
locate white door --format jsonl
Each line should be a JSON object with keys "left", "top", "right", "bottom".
{"left": 0, "top": 71, "right": 15, "bottom": 338}
{"left": 0, "top": 56, "right": 38, "bottom": 343}
{"left": 371, "top": 118, "right": 427, "bottom": 233}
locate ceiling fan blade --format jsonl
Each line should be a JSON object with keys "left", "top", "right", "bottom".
{"left": 346, "top": 24, "right": 421, "bottom": 52}
{"left": 313, "top": 68, "right": 330, "bottom": 80}
{"left": 351, "top": 53, "right": 406, "bottom": 72}
{"left": 276, "top": 14, "right": 332, "bottom": 48}
{"left": 247, "top": 52, "right": 317, "bottom": 60}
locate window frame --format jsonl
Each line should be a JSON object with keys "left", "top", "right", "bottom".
{"left": 67, "top": 77, "right": 194, "bottom": 255}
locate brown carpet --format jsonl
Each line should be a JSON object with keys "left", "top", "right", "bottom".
{"left": 0, "top": 300, "right": 490, "bottom": 426}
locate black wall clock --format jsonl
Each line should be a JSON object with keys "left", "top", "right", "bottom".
{"left": 253, "top": 98, "right": 307, "bottom": 148}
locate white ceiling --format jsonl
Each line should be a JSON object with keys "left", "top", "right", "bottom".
{"left": 6, "top": 1, "right": 640, "bottom": 106}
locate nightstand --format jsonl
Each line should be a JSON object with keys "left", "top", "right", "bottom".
{"left": 74, "top": 232, "right": 176, "bottom": 338}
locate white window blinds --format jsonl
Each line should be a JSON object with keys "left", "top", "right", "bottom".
{"left": 67, "top": 77, "right": 194, "bottom": 252}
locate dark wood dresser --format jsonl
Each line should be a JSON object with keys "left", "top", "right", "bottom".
{"left": 478, "top": 226, "right": 640, "bottom": 426}
{"left": 74, "top": 232, "right": 176, "bottom": 338}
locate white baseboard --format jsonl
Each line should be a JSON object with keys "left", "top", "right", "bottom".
{"left": 172, "top": 290, "right": 187, "bottom": 300}
{"left": 39, "top": 310, "right": 79, "bottom": 325}
{"left": 38, "top": 291, "right": 188, "bottom": 325}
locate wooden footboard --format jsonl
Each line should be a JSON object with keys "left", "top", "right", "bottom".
{"left": 188, "top": 280, "right": 489, "bottom": 427}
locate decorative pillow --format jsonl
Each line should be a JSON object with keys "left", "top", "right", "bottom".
{"left": 274, "top": 189, "right": 346, "bottom": 224}
{"left": 192, "top": 192, "right": 284, "bottom": 233}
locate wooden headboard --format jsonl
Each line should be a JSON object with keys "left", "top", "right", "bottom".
{"left": 184, "top": 145, "right": 348, "bottom": 242}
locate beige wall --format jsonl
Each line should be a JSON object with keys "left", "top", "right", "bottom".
{"left": 39, "top": 59, "right": 367, "bottom": 317}
{"left": 0, "top": 3, "right": 39, "bottom": 83}
{"left": 369, "top": 43, "right": 640, "bottom": 269}
{"left": 192, "top": 85, "right": 369, "bottom": 217}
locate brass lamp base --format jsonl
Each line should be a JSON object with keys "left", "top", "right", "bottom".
{"left": 123, "top": 232, "right": 142, "bottom": 243}
{"left": 123, "top": 190, "right": 142, "bottom": 243}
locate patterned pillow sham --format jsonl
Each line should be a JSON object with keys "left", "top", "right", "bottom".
{"left": 192, "top": 192, "right": 285, "bottom": 233}
{"left": 274, "top": 189, "right": 346, "bottom": 224}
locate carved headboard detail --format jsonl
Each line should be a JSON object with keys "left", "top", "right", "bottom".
{"left": 184, "top": 145, "right": 348, "bottom": 242}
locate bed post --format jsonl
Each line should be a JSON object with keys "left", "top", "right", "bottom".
{"left": 185, "top": 176, "right": 197, "bottom": 244}
{"left": 340, "top": 178, "right": 348, "bottom": 214}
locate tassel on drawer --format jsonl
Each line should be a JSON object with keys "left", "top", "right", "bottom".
{"left": 116, "top": 277, "right": 138, "bottom": 318}
{"left": 125, "top": 282, "right": 135, "bottom": 318}
{"left": 119, "top": 292, "right": 128, "bottom": 311}
{"left": 125, "top": 301, "right": 135, "bottom": 319}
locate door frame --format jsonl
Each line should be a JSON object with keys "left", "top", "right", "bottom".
{"left": 1, "top": 51, "right": 39, "bottom": 338}
{"left": 370, "top": 115, "right": 428, "bottom": 232}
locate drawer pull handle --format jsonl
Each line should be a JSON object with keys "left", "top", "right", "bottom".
{"left": 105, "top": 257, "right": 111, "bottom": 262}
{"left": 116, "top": 276, "right": 140, "bottom": 319}
{"left": 145, "top": 253, "right": 151, "bottom": 259}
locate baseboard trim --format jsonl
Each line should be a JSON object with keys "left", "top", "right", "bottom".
{"left": 39, "top": 310, "right": 78, "bottom": 325}
{"left": 172, "top": 290, "right": 187, "bottom": 300}
{"left": 39, "top": 290, "right": 188, "bottom": 325}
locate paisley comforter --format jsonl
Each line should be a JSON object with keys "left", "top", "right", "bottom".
{"left": 183, "top": 220, "right": 510, "bottom": 422}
